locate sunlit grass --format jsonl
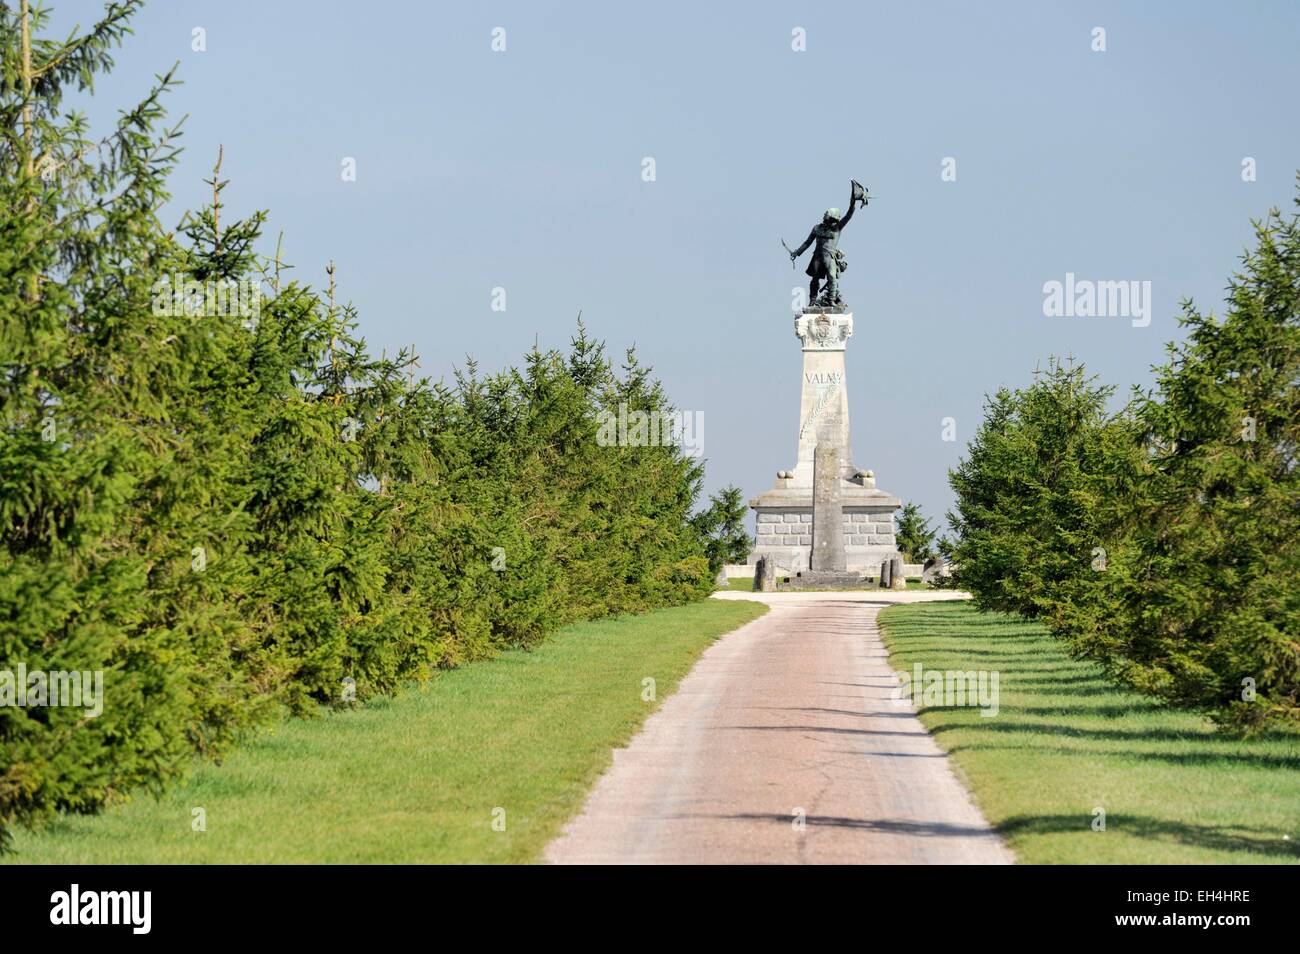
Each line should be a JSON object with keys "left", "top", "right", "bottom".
{"left": 5, "top": 600, "right": 767, "bottom": 864}
{"left": 879, "top": 601, "right": 1300, "bottom": 864}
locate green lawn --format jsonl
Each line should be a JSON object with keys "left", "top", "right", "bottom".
{"left": 4, "top": 599, "right": 767, "bottom": 864}
{"left": 878, "top": 601, "right": 1300, "bottom": 864}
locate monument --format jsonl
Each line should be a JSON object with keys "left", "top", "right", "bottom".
{"left": 749, "top": 180, "right": 901, "bottom": 583}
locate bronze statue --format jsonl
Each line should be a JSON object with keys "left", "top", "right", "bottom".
{"left": 784, "top": 179, "right": 870, "bottom": 308}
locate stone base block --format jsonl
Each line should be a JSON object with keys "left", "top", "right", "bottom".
{"left": 776, "top": 570, "right": 865, "bottom": 591}
{"left": 748, "top": 546, "right": 901, "bottom": 577}
{"left": 749, "top": 483, "right": 902, "bottom": 576}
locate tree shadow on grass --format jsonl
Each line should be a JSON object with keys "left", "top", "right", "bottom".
{"left": 748, "top": 705, "right": 918, "bottom": 720}
{"left": 927, "top": 718, "right": 1300, "bottom": 752}
{"left": 1011, "top": 704, "right": 1166, "bottom": 719}
{"left": 932, "top": 731, "right": 1300, "bottom": 771}
{"left": 914, "top": 646, "right": 1058, "bottom": 659}
{"left": 985, "top": 663, "right": 1105, "bottom": 675}
{"left": 998, "top": 813, "right": 1300, "bottom": 860}
{"left": 718, "top": 724, "right": 930, "bottom": 739}
{"left": 682, "top": 812, "right": 1001, "bottom": 840}
{"left": 1009, "top": 682, "right": 1124, "bottom": 695}
{"left": 894, "top": 655, "right": 1066, "bottom": 670}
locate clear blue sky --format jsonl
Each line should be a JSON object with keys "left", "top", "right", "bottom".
{"left": 59, "top": 0, "right": 1300, "bottom": 527}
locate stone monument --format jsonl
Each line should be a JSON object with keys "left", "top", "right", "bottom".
{"left": 810, "top": 444, "right": 846, "bottom": 572}
{"left": 749, "top": 180, "right": 902, "bottom": 581}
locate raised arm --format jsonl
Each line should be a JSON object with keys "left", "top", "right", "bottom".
{"left": 835, "top": 190, "right": 858, "bottom": 231}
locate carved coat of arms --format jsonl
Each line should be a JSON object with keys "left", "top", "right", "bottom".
{"left": 796, "top": 313, "right": 852, "bottom": 350}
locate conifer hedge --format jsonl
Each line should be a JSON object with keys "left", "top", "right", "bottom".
{"left": 947, "top": 189, "right": 1300, "bottom": 733}
{"left": 0, "top": 3, "right": 712, "bottom": 847}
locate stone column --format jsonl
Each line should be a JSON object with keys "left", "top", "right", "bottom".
{"left": 792, "top": 312, "right": 854, "bottom": 486}
{"left": 811, "top": 444, "right": 846, "bottom": 572}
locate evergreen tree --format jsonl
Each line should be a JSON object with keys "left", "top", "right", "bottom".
{"left": 895, "top": 501, "right": 936, "bottom": 563}
{"left": 692, "top": 485, "right": 752, "bottom": 575}
{"left": 0, "top": 4, "right": 719, "bottom": 848}
{"left": 0, "top": 0, "right": 199, "bottom": 845}
{"left": 1057, "top": 188, "right": 1300, "bottom": 730}
{"left": 946, "top": 360, "right": 1141, "bottom": 622}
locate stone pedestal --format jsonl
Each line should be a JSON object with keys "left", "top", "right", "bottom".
{"left": 748, "top": 310, "right": 901, "bottom": 576}
{"left": 791, "top": 313, "right": 854, "bottom": 486}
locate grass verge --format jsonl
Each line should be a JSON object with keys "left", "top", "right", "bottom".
{"left": 878, "top": 601, "right": 1300, "bottom": 864}
{"left": 5, "top": 599, "right": 767, "bottom": 864}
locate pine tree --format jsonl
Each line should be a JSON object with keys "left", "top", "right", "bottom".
{"left": 132, "top": 147, "right": 278, "bottom": 749}
{"left": 0, "top": 5, "right": 722, "bottom": 847}
{"left": 0, "top": 0, "right": 197, "bottom": 845}
{"left": 895, "top": 502, "right": 936, "bottom": 564}
{"left": 946, "top": 359, "right": 1141, "bottom": 622}
{"left": 1058, "top": 187, "right": 1300, "bottom": 730}
{"left": 692, "top": 485, "right": 752, "bottom": 575}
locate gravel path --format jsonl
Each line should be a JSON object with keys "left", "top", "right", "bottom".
{"left": 546, "top": 594, "right": 1012, "bottom": 864}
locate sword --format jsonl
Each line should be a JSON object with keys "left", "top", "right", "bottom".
{"left": 781, "top": 238, "right": 797, "bottom": 269}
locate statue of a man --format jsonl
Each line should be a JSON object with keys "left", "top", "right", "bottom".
{"left": 786, "top": 180, "right": 869, "bottom": 307}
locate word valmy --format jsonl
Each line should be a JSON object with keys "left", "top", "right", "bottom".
{"left": 50, "top": 885, "right": 151, "bottom": 935}
{"left": 1042, "top": 272, "right": 1152, "bottom": 327}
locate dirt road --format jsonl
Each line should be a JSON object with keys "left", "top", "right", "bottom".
{"left": 546, "top": 594, "right": 1012, "bottom": 864}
